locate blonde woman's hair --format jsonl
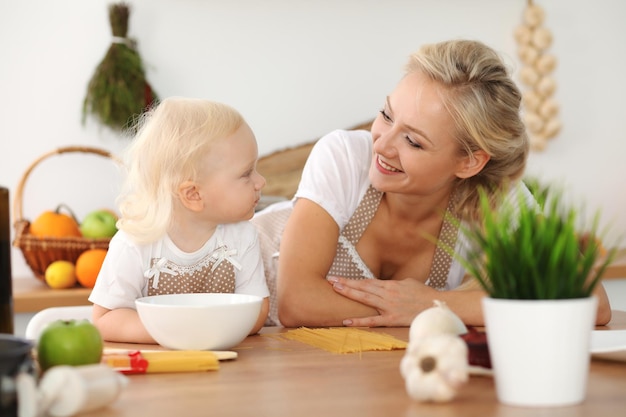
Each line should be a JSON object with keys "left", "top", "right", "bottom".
{"left": 116, "top": 97, "right": 245, "bottom": 244}
{"left": 406, "top": 39, "right": 529, "bottom": 221}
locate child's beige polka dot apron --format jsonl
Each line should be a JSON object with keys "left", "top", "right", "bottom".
{"left": 144, "top": 237, "right": 240, "bottom": 296}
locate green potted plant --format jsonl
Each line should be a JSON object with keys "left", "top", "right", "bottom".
{"left": 448, "top": 185, "right": 617, "bottom": 407}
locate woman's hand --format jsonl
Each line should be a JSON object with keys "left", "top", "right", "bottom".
{"left": 593, "top": 283, "right": 612, "bottom": 325}
{"left": 329, "top": 275, "right": 489, "bottom": 327}
{"left": 328, "top": 276, "right": 440, "bottom": 327}
{"left": 331, "top": 274, "right": 614, "bottom": 327}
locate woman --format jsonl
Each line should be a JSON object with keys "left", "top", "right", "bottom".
{"left": 253, "top": 39, "right": 611, "bottom": 328}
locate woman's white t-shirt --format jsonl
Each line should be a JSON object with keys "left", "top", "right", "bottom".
{"left": 293, "top": 129, "right": 534, "bottom": 289}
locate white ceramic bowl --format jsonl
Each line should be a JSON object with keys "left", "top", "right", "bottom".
{"left": 135, "top": 293, "right": 262, "bottom": 350}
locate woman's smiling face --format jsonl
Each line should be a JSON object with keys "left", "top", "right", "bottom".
{"left": 369, "top": 71, "right": 469, "bottom": 197}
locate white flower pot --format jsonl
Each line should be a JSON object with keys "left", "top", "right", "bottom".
{"left": 482, "top": 296, "right": 598, "bottom": 407}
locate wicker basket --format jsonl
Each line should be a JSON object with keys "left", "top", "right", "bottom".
{"left": 12, "top": 146, "right": 122, "bottom": 281}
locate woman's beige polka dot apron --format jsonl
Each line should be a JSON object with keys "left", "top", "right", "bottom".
{"left": 328, "top": 185, "right": 457, "bottom": 289}
{"left": 253, "top": 185, "right": 459, "bottom": 325}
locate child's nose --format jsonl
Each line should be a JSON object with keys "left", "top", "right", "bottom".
{"left": 255, "top": 172, "right": 266, "bottom": 190}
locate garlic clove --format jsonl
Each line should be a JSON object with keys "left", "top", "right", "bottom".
{"left": 541, "top": 118, "right": 562, "bottom": 139}
{"left": 538, "top": 97, "right": 559, "bottom": 119}
{"left": 530, "top": 135, "right": 548, "bottom": 151}
{"left": 523, "top": 4, "right": 545, "bottom": 28}
{"left": 518, "top": 45, "right": 539, "bottom": 65}
{"left": 536, "top": 76, "right": 557, "bottom": 97}
{"left": 522, "top": 90, "right": 543, "bottom": 112}
{"left": 514, "top": 24, "right": 533, "bottom": 44}
{"left": 519, "top": 66, "right": 540, "bottom": 87}
{"left": 535, "top": 54, "right": 557, "bottom": 74}
{"left": 523, "top": 112, "right": 545, "bottom": 134}
{"left": 531, "top": 27, "right": 553, "bottom": 50}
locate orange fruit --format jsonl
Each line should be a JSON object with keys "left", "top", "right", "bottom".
{"left": 75, "top": 249, "right": 108, "bottom": 288}
{"left": 31, "top": 204, "right": 81, "bottom": 238}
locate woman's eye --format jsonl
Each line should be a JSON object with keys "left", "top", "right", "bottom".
{"left": 379, "top": 109, "right": 392, "bottom": 122}
{"left": 405, "top": 136, "right": 422, "bottom": 149}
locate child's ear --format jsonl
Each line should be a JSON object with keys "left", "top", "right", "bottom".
{"left": 455, "top": 150, "right": 490, "bottom": 179}
{"left": 178, "top": 181, "right": 204, "bottom": 211}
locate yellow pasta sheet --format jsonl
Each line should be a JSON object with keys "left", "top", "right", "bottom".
{"left": 277, "top": 327, "right": 408, "bottom": 353}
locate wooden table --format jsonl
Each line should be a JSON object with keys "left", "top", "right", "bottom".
{"left": 81, "top": 312, "right": 626, "bottom": 417}
{"left": 603, "top": 248, "right": 626, "bottom": 279}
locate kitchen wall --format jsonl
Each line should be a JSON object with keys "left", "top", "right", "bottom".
{"left": 1, "top": 0, "right": 625, "bottom": 279}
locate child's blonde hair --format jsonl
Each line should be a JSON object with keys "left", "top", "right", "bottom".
{"left": 116, "top": 97, "right": 245, "bottom": 244}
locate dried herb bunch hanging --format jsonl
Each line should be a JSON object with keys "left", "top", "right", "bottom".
{"left": 83, "top": 2, "right": 158, "bottom": 132}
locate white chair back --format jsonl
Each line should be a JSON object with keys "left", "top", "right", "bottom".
{"left": 24, "top": 305, "right": 94, "bottom": 341}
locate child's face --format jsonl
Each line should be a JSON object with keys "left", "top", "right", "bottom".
{"left": 199, "top": 123, "right": 266, "bottom": 223}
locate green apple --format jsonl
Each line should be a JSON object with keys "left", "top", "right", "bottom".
{"left": 37, "top": 319, "right": 103, "bottom": 372}
{"left": 80, "top": 209, "right": 118, "bottom": 238}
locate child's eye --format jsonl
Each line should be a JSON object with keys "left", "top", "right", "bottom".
{"left": 242, "top": 167, "right": 256, "bottom": 178}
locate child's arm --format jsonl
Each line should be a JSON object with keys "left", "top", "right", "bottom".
{"left": 92, "top": 304, "right": 157, "bottom": 344}
{"left": 249, "top": 297, "right": 270, "bottom": 335}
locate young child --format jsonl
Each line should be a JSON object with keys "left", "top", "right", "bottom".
{"left": 89, "top": 97, "right": 270, "bottom": 343}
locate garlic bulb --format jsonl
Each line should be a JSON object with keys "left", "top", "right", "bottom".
{"left": 409, "top": 300, "right": 467, "bottom": 342}
{"left": 38, "top": 364, "right": 128, "bottom": 417}
{"left": 400, "top": 333, "right": 469, "bottom": 402}
{"left": 16, "top": 372, "right": 39, "bottom": 417}
{"left": 515, "top": 1, "right": 561, "bottom": 151}
{"left": 402, "top": 301, "right": 469, "bottom": 402}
